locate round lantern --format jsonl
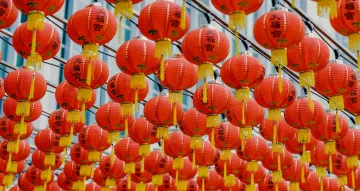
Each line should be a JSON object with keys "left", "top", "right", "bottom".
{"left": 96, "top": 102, "right": 134, "bottom": 141}
{"left": 85, "top": 182, "right": 101, "bottom": 191}
{"left": 158, "top": 54, "right": 198, "bottom": 104}
{"left": 226, "top": 99, "right": 264, "bottom": 146}
{"left": 144, "top": 150, "right": 172, "bottom": 189}
{"left": 258, "top": 173, "right": 288, "bottom": 191}
{"left": 238, "top": 163, "right": 266, "bottom": 190}
{"left": 107, "top": 72, "right": 149, "bottom": 115}
{"left": 0, "top": 0, "right": 18, "bottom": 29}
{"left": 322, "top": 177, "right": 341, "bottom": 191}
{"left": 261, "top": 149, "right": 293, "bottom": 185}
{"left": 197, "top": 169, "right": 223, "bottom": 191}
{"left": 169, "top": 158, "right": 197, "bottom": 191}
{"left": 332, "top": 153, "right": 352, "bottom": 189}
{"left": 129, "top": 116, "right": 160, "bottom": 171}
{"left": 0, "top": 77, "right": 4, "bottom": 100}
{"left": 132, "top": 162, "right": 152, "bottom": 191}
{"left": 345, "top": 83, "right": 360, "bottom": 125}
{"left": 155, "top": 174, "right": 177, "bottom": 191}
{"left": 282, "top": 159, "right": 310, "bottom": 190}
{"left": 57, "top": 172, "right": 73, "bottom": 191}
{"left": 287, "top": 33, "right": 330, "bottom": 106}
{"left": 99, "top": 155, "right": 126, "bottom": 188}
{"left": 193, "top": 81, "right": 234, "bottom": 145}
{"left": 0, "top": 140, "right": 30, "bottom": 173}
{"left": 12, "top": 22, "right": 61, "bottom": 70}
{"left": 3, "top": 97, "right": 42, "bottom": 124}
{"left": 48, "top": 109, "right": 84, "bottom": 147}
{"left": 310, "top": 142, "right": 334, "bottom": 182}
{"left": 115, "top": 137, "right": 141, "bottom": 189}
{"left": 284, "top": 97, "right": 324, "bottom": 164}
{"left": 64, "top": 161, "right": 91, "bottom": 190}
{"left": 221, "top": 52, "right": 265, "bottom": 103}
{"left": 67, "top": 3, "right": 117, "bottom": 61}
{"left": 18, "top": 173, "right": 34, "bottom": 191}
{"left": 299, "top": 171, "right": 320, "bottom": 191}
{"left": 116, "top": 178, "right": 136, "bottom": 191}
{"left": 69, "top": 143, "right": 93, "bottom": 178}
{"left": 0, "top": 116, "right": 33, "bottom": 142}
{"left": 34, "top": 128, "right": 64, "bottom": 157}
{"left": 138, "top": 0, "right": 190, "bottom": 80}
{"left": 93, "top": 167, "right": 107, "bottom": 187}
{"left": 25, "top": 165, "right": 54, "bottom": 191}
{"left": 182, "top": 25, "right": 230, "bottom": 102}
{"left": 78, "top": 124, "right": 111, "bottom": 162}
{"left": 55, "top": 81, "right": 96, "bottom": 123}
{"left": 32, "top": 149, "right": 62, "bottom": 182}
{"left": 315, "top": 60, "right": 358, "bottom": 129}
{"left": 215, "top": 153, "right": 246, "bottom": 188}
{"left": 254, "top": 7, "right": 305, "bottom": 85}
{"left": 285, "top": 128, "right": 318, "bottom": 155}
{"left": 144, "top": 93, "right": 183, "bottom": 140}
{"left": 0, "top": 158, "right": 25, "bottom": 187}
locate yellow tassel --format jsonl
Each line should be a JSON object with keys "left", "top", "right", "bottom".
{"left": 246, "top": 184, "right": 256, "bottom": 191}
{"left": 2, "top": 174, "right": 13, "bottom": 187}
{"left": 320, "top": 178, "right": 323, "bottom": 191}
{"left": 250, "top": 172, "right": 254, "bottom": 186}
{"left": 177, "top": 180, "right": 188, "bottom": 191}
{"left": 324, "top": 141, "right": 336, "bottom": 154}
{"left": 107, "top": 131, "right": 120, "bottom": 144}
{"left": 301, "top": 165, "right": 305, "bottom": 183}
{"left": 225, "top": 174, "right": 236, "bottom": 188}
{"left": 27, "top": 11, "right": 44, "bottom": 30}
{"left": 127, "top": 174, "right": 132, "bottom": 189}
{"left": 352, "top": 170, "right": 356, "bottom": 189}
{"left": 173, "top": 157, "right": 185, "bottom": 170}
{"left": 338, "top": 176, "right": 347, "bottom": 187}
{"left": 273, "top": 123, "right": 278, "bottom": 145}
{"left": 242, "top": 101, "right": 246, "bottom": 125}
{"left": 62, "top": 147, "right": 67, "bottom": 166}
{"left": 139, "top": 144, "right": 151, "bottom": 156}
{"left": 173, "top": 103, "right": 177, "bottom": 126}
{"left": 26, "top": 53, "right": 42, "bottom": 71}
{"left": 175, "top": 169, "right": 179, "bottom": 186}
{"left": 316, "top": 166, "right": 327, "bottom": 178}
{"left": 152, "top": 174, "right": 163, "bottom": 186}
{"left": 203, "top": 79, "right": 208, "bottom": 104}
{"left": 134, "top": 89, "right": 139, "bottom": 112}
{"left": 271, "top": 48, "right": 287, "bottom": 67}
{"left": 277, "top": 153, "right": 281, "bottom": 172}
{"left": 289, "top": 182, "right": 299, "bottom": 191}
{"left": 236, "top": 88, "right": 250, "bottom": 102}
{"left": 72, "top": 180, "right": 85, "bottom": 191}
{"left": 141, "top": 156, "right": 145, "bottom": 173}
{"left": 45, "top": 153, "right": 55, "bottom": 166}
{"left": 190, "top": 136, "right": 202, "bottom": 149}
{"left": 6, "top": 153, "right": 12, "bottom": 173}
{"left": 7, "top": 140, "right": 17, "bottom": 153}
{"left": 136, "top": 183, "right": 145, "bottom": 191}
{"left": 220, "top": 150, "right": 232, "bottom": 161}
{"left": 240, "top": 127, "right": 252, "bottom": 142}
{"left": 15, "top": 137, "right": 20, "bottom": 153}
{"left": 235, "top": 30, "right": 239, "bottom": 55}
{"left": 198, "top": 62, "right": 214, "bottom": 80}
{"left": 224, "top": 161, "right": 227, "bottom": 179}
{"left": 28, "top": 72, "right": 36, "bottom": 100}
{"left": 335, "top": 109, "right": 341, "bottom": 133}
{"left": 272, "top": 143, "right": 283, "bottom": 153}
{"left": 275, "top": 183, "right": 279, "bottom": 191}
{"left": 292, "top": 0, "right": 295, "bottom": 7}
{"left": 155, "top": 39, "right": 171, "bottom": 59}
{"left": 349, "top": 32, "right": 360, "bottom": 53}
{"left": 247, "top": 161, "right": 258, "bottom": 172}
{"left": 357, "top": 115, "right": 360, "bottom": 126}
{"left": 118, "top": 16, "right": 123, "bottom": 43}
{"left": 77, "top": 88, "right": 92, "bottom": 103}
{"left": 192, "top": 151, "right": 196, "bottom": 169}
{"left": 206, "top": 115, "right": 220, "bottom": 128}
{"left": 83, "top": 43, "right": 99, "bottom": 61}
{"left": 67, "top": 110, "right": 81, "bottom": 123}
{"left": 268, "top": 109, "right": 282, "bottom": 121}
{"left": 307, "top": 86, "right": 314, "bottom": 112}
{"left": 81, "top": 103, "right": 86, "bottom": 124}
{"left": 272, "top": 171, "right": 283, "bottom": 183}
{"left": 130, "top": 74, "right": 146, "bottom": 89}
{"left": 241, "top": 138, "right": 245, "bottom": 152}
{"left": 125, "top": 117, "right": 129, "bottom": 137}
{"left": 14, "top": 121, "right": 26, "bottom": 136}
{"left": 156, "top": 126, "right": 169, "bottom": 139}
{"left": 86, "top": 61, "right": 93, "bottom": 85}
{"left": 30, "top": 29, "right": 37, "bottom": 56}
{"left": 198, "top": 166, "right": 208, "bottom": 178}
{"left": 300, "top": 150, "right": 311, "bottom": 164}
{"left": 211, "top": 128, "right": 215, "bottom": 147}
{"left": 88, "top": 151, "right": 101, "bottom": 162}
{"left": 298, "top": 128, "right": 311, "bottom": 143}
{"left": 40, "top": 167, "right": 52, "bottom": 183}
{"left": 278, "top": 67, "right": 283, "bottom": 93}
{"left": 299, "top": 71, "right": 315, "bottom": 87}
{"left": 80, "top": 165, "right": 91, "bottom": 176}
{"left": 329, "top": 95, "right": 344, "bottom": 110}
{"left": 105, "top": 178, "right": 115, "bottom": 188}
{"left": 125, "top": 162, "right": 136, "bottom": 174}
{"left": 329, "top": 155, "right": 333, "bottom": 173}
{"left": 161, "top": 139, "right": 165, "bottom": 155}
{"left": 169, "top": 91, "right": 182, "bottom": 104}
{"left": 346, "top": 156, "right": 359, "bottom": 169}
{"left": 202, "top": 178, "right": 205, "bottom": 191}
{"left": 160, "top": 58, "right": 165, "bottom": 81}
{"left": 60, "top": 125, "right": 74, "bottom": 147}
{"left": 229, "top": 11, "right": 246, "bottom": 31}
{"left": 180, "top": 0, "right": 186, "bottom": 30}
{"left": 121, "top": 103, "right": 134, "bottom": 116}
{"left": 16, "top": 101, "right": 30, "bottom": 117}
{"left": 115, "top": 1, "right": 134, "bottom": 19}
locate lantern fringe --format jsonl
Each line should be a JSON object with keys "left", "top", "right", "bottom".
{"left": 40, "top": 167, "right": 52, "bottom": 182}
{"left": 67, "top": 110, "right": 81, "bottom": 123}
{"left": 299, "top": 71, "right": 315, "bottom": 87}
{"left": 130, "top": 74, "right": 146, "bottom": 89}
{"left": 16, "top": 101, "right": 30, "bottom": 117}
{"left": 356, "top": 115, "right": 360, "bottom": 125}
{"left": 316, "top": 0, "right": 336, "bottom": 18}
{"left": 139, "top": 144, "right": 151, "bottom": 156}
{"left": 246, "top": 184, "right": 256, "bottom": 191}
{"left": 300, "top": 151, "right": 311, "bottom": 164}
{"left": 156, "top": 126, "right": 169, "bottom": 139}
{"left": 155, "top": 39, "right": 171, "bottom": 59}
{"left": 190, "top": 136, "right": 202, "bottom": 150}
{"left": 229, "top": 11, "right": 246, "bottom": 31}
{"left": 2, "top": 174, "right": 13, "bottom": 187}
{"left": 152, "top": 174, "right": 163, "bottom": 186}
{"left": 121, "top": 103, "right": 134, "bottom": 116}
{"left": 346, "top": 156, "right": 359, "bottom": 169}
{"left": 72, "top": 180, "right": 84, "bottom": 191}
{"left": 88, "top": 151, "right": 101, "bottom": 162}
{"left": 60, "top": 125, "right": 74, "bottom": 147}
{"left": 198, "top": 166, "right": 208, "bottom": 178}
{"left": 329, "top": 95, "right": 344, "bottom": 111}
{"left": 224, "top": 174, "right": 236, "bottom": 188}
{"left": 272, "top": 171, "right": 283, "bottom": 183}
{"left": 324, "top": 141, "right": 336, "bottom": 154}
{"left": 80, "top": 165, "right": 92, "bottom": 176}
{"left": 173, "top": 157, "right": 184, "bottom": 170}
{"left": 26, "top": 53, "right": 42, "bottom": 71}
{"left": 34, "top": 185, "right": 45, "bottom": 191}
{"left": 83, "top": 44, "right": 99, "bottom": 61}
{"left": 136, "top": 183, "right": 145, "bottom": 191}
{"left": 107, "top": 131, "right": 120, "bottom": 144}
{"left": 177, "top": 180, "right": 187, "bottom": 191}
{"left": 77, "top": 88, "right": 92, "bottom": 103}
{"left": 27, "top": 11, "right": 45, "bottom": 30}
{"left": 247, "top": 161, "right": 258, "bottom": 172}
{"left": 101, "top": 187, "right": 111, "bottom": 191}
{"left": 220, "top": 150, "right": 232, "bottom": 161}
{"left": 271, "top": 48, "right": 287, "bottom": 67}
{"left": 169, "top": 91, "right": 182, "bottom": 104}
{"left": 289, "top": 182, "right": 299, "bottom": 191}
{"left": 7, "top": 140, "right": 18, "bottom": 153}
{"left": 198, "top": 62, "right": 214, "bottom": 80}
{"left": 338, "top": 176, "right": 347, "bottom": 187}
{"left": 105, "top": 178, "right": 115, "bottom": 188}
{"left": 125, "top": 162, "right": 135, "bottom": 174}
{"left": 316, "top": 166, "right": 327, "bottom": 178}
{"left": 206, "top": 115, "right": 220, "bottom": 128}
{"left": 298, "top": 128, "right": 311, "bottom": 143}
{"left": 180, "top": 0, "right": 186, "bottom": 30}
{"left": 349, "top": 32, "right": 360, "bottom": 53}
{"left": 268, "top": 109, "right": 282, "bottom": 121}
{"left": 272, "top": 143, "right": 283, "bottom": 153}
{"left": 240, "top": 127, "right": 252, "bottom": 143}
{"left": 115, "top": 1, "right": 134, "bottom": 19}
{"left": 45, "top": 153, "right": 55, "bottom": 166}
{"left": 235, "top": 88, "right": 250, "bottom": 102}
{"left": 14, "top": 122, "right": 26, "bottom": 136}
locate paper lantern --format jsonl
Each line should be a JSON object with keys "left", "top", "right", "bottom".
{"left": 215, "top": 153, "right": 246, "bottom": 183}
{"left": 282, "top": 159, "right": 310, "bottom": 190}
{"left": 197, "top": 169, "right": 223, "bottom": 191}
{"left": 64, "top": 161, "right": 91, "bottom": 190}
{"left": 144, "top": 150, "right": 172, "bottom": 189}
{"left": 0, "top": 0, "right": 18, "bottom": 29}
{"left": 0, "top": 140, "right": 30, "bottom": 173}
{"left": 169, "top": 158, "right": 197, "bottom": 191}
{"left": 299, "top": 171, "right": 320, "bottom": 191}
{"left": 310, "top": 142, "right": 334, "bottom": 181}
{"left": 0, "top": 116, "right": 33, "bottom": 141}
{"left": 56, "top": 172, "right": 73, "bottom": 191}
{"left": 99, "top": 155, "right": 126, "bottom": 187}
{"left": 261, "top": 149, "right": 293, "bottom": 185}
{"left": 213, "top": 122, "right": 241, "bottom": 164}
{"left": 238, "top": 164, "right": 266, "bottom": 190}
{"left": 32, "top": 149, "right": 62, "bottom": 172}
{"left": 285, "top": 128, "right": 318, "bottom": 155}
{"left": 344, "top": 84, "right": 360, "bottom": 125}
{"left": 18, "top": 173, "right": 34, "bottom": 191}
{"left": 258, "top": 173, "right": 288, "bottom": 191}
{"left": 132, "top": 162, "right": 152, "bottom": 191}
{"left": 25, "top": 165, "right": 54, "bottom": 190}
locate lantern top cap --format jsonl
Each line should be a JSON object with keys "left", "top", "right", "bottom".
{"left": 86, "top": 3, "right": 103, "bottom": 8}
{"left": 270, "top": 6, "right": 288, "bottom": 11}
{"left": 329, "top": 59, "right": 343, "bottom": 64}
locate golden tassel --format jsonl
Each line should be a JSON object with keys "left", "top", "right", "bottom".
{"left": 229, "top": 11, "right": 246, "bottom": 31}
{"left": 127, "top": 174, "right": 132, "bottom": 190}
{"left": 16, "top": 101, "right": 30, "bottom": 117}
{"left": 81, "top": 103, "right": 86, "bottom": 124}
{"left": 307, "top": 86, "right": 314, "bottom": 112}
{"left": 329, "top": 155, "right": 333, "bottom": 173}
{"left": 160, "top": 57, "right": 165, "bottom": 81}
{"left": 320, "top": 178, "right": 323, "bottom": 191}
{"left": 300, "top": 146, "right": 311, "bottom": 164}
{"left": 105, "top": 178, "right": 116, "bottom": 188}
{"left": 141, "top": 156, "right": 145, "bottom": 173}
{"left": 192, "top": 151, "right": 196, "bottom": 169}
{"left": 139, "top": 144, "right": 151, "bottom": 156}
{"left": 86, "top": 60, "right": 93, "bottom": 85}
{"left": 290, "top": 182, "right": 299, "bottom": 191}
{"left": 203, "top": 79, "right": 208, "bottom": 104}
{"left": 272, "top": 143, "right": 283, "bottom": 153}
{"left": 242, "top": 101, "right": 246, "bottom": 125}
{"left": 235, "top": 30, "right": 239, "bottom": 55}
{"left": 198, "top": 166, "right": 208, "bottom": 178}
{"left": 155, "top": 39, "right": 171, "bottom": 59}
{"left": 292, "top": 0, "right": 295, "bottom": 7}
{"left": 338, "top": 176, "right": 348, "bottom": 187}
{"left": 175, "top": 169, "right": 179, "bottom": 186}
{"left": 88, "top": 151, "right": 101, "bottom": 162}
{"left": 161, "top": 139, "right": 165, "bottom": 155}
{"left": 349, "top": 32, "right": 360, "bottom": 52}
{"left": 180, "top": 0, "right": 186, "bottom": 30}
{"left": 124, "top": 162, "right": 136, "bottom": 189}
{"left": 152, "top": 174, "right": 163, "bottom": 186}
{"left": 27, "top": 11, "right": 45, "bottom": 30}
{"left": 136, "top": 183, "right": 145, "bottom": 191}
{"left": 206, "top": 115, "right": 220, "bottom": 128}
{"left": 272, "top": 171, "right": 283, "bottom": 183}
{"left": 121, "top": 103, "right": 134, "bottom": 116}
{"left": 77, "top": 88, "right": 93, "bottom": 103}
{"left": 220, "top": 150, "right": 232, "bottom": 161}
{"left": 169, "top": 91, "right": 182, "bottom": 104}
{"left": 346, "top": 156, "right": 359, "bottom": 169}
{"left": 335, "top": 109, "right": 341, "bottom": 133}
{"left": 298, "top": 128, "right": 311, "bottom": 143}
{"left": 198, "top": 62, "right": 214, "bottom": 80}
{"left": 130, "top": 74, "right": 146, "bottom": 89}
{"left": 26, "top": 53, "right": 42, "bottom": 71}
{"left": 173, "top": 103, "right": 177, "bottom": 126}
{"left": 235, "top": 88, "right": 250, "bottom": 102}
{"left": 177, "top": 180, "right": 188, "bottom": 191}
{"left": 3, "top": 174, "right": 13, "bottom": 187}
{"left": 29, "top": 72, "right": 36, "bottom": 100}
{"left": 110, "top": 145, "right": 115, "bottom": 165}
{"left": 247, "top": 161, "right": 258, "bottom": 172}
{"left": 324, "top": 141, "right": 336, "bottom": 154}
{"left": 83, "top": 43, "right": 99, "bottom": 61}
{"left": 173, "top": 157, "right": 185, "bottom": 170}
{"left": 14, "top": 121, "right": 26, "bottom": 136}
{"left": 278, "top": 67, "right": 283, "bottom": 93}
{"left": 268, "top": 109, "right": 282, "bottom": 121}
{"left": 62, "top": 147, "right": 67, "bottom": 165}
{"left": 40, "top": 166, "right": 52, "bottom": 183}
{"left": 80, "top": 165, "right": 91, "bottom": 177}
{"left": 125, "top": 117, "right": 129, "bottom": 137}
{"left": 115, "top": 1, "right": 134, "bottom": 19}
{"left": 240, "top": 127, "right": 252, "bottom": 143}
{"left": 246, "top": 184, "right": 256, "bottom": 191}
{"left": 352, "top": 170, "right": 356, "bottom": 189}
{"left": 316, "top": 166, "right": 327, "bottom": 178}
{"left": 211, "top": 128, "right": 215, "bottom": 147}
{"left": 156, "top": 126, "right": 169, "bottom": 139}
{"left": 301, "top": 165, "right": 305, "bottom": 183}
{"left": 250, "top": 172, "right": 255, "bottom": 187}
{"left": 190, "top": 136, "right": 202, "bottom": 149}
{"left": 6, "top": 153, "right": 12, "bottom": 173}
{"left": 275, "top": 183, "right": 279, "bottom": 191}
{"left": 7, "top": 140, "right": 17, "bottom": 153}
{"left": 72, "top": 180, "right": 84, "bottom": 191}
{"left": 299, "top": 71, "right": 315, "bottom": 87}
{"left": 271, "top": 48, "right": 287, "bottom": 67}
{"left": 225, "top": 174, "right": 236, "bottom": 188}
{"left": 357, "top": 115, "right": 360, "bottom": 126}
{"left": 273, "top": 123, "right": 277, "bottom": 145}
{"left": 134, "top": 89, "right": 139, "bottom": 112}
{"left": 202, "top": 178, "right": 205, "bottom": 191}
{"left": 358, "top": 51, "right": 360, "bottom": 73}
{"left": 30, "top": 29, "right": 37, "bottom": 55}
{"left": 329, "top": 95, "right": 344, "bottom": 110}
{"left": 224, "top": 161, "right": 227, "bottom": 179}
{"left": 67, "top": 110, "right": 81, "bottom": 123}
{"left": 45, "top": 153, "right": 55, "bottom": 166}
{"left": 277, "top": 153, "right": 281, "bottom": 172}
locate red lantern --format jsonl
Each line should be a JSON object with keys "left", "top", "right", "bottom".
{"left": 132, "top": 162, "right": 152, "bottom": 190}
{"left": 13, "top": 0, "right": 64, "bottom": 16}
{"left": 93, "top": 167, "right": 107, "bottom": 187}
{"left": 287, "top": 34, "right": 330, "bottom": 104}
{"left": 55, "top": 81, "right": 96, "bottom": 123}
{"left": 310, "top": 142, "right": 334, "bottom": 181}
{"left": 254, "top": 8, "right": 305, "bottom": 79}
{"left": 158, "top": 54, "right": 197, "bottom": 104}
{"left": 0, "top": 0, "right": 18, "bottom": 29}
{"left": 0, "top": 116, "right": 33, "bottom": 141}
{"left": 164, "top": 131, "right": 192, "bottom": 179}
{"left": 85, "top": 182, "right": 102, "bottom": 191}
{"left": 331, "top": 153, "right": 352, "bottom": 189}
{"left": 105, "top": 0, "right": 142, "bottom": 19}
{"left": 315, "top": 60, "right": 358, "bottom": 129}
{"left": 138, "top": 0, "right": 190, "bottom": 80}
{"left": 18, "top": 173, "right": 34, "bottom": 191}
{"left": 57, "top": 172, "right": 73, "bottom": 191}
{"left": 64, "top": 54, "right": 109, "bottom": 90}
{"left": 221, "top": 52, "right": 265, "bottom": 102}
{"left": 48, "top": 109, "right": 84, "bottom": 147}
{"left": 218, "top": 176, "right": 244, "bottom": 191}
{"left": 116, "top": 178, "right": 136, "bottom": 191}
{"left": 284, "top": 97, "right": 324, "bottom": 164}
{"left": 96, "top": 102, "right": 134, "bottom": 142}
{"left": 78, "top": 124, "right": 111, "bottom": 162}
{"left": 64, "top": 161, "right": 91, "bottom": 191}
{"left": 67, "top": 3, "right": 117, "bottom": 59}
{"left": 282, "top": 159, "right": 310, "bottom": 190}
{"left": 299, "top": 171, "right": 320, "bottom": 191}
{"left": 169, "top": 158, "right": 197, "bottom": 190}
{"left": 3, "top": 97, "right": 42, "bottom": 124}
{"left": 285, "top": 128, "right": 318, "bottom": 155}
{"left": 156, "top": 174, "right": 177, "bottom": 191}
{"left": 107, "top": 72, "right": 149, "bottom": 115}
{"left": 69, "top": 143, "right": 92, "bottom": 166}
{"left": 0, "top": 140, "right": 30, "bottom": 173}
{"left": 215, "top": 153, "right": 246, "bottom": 179}
{"left": 344, "top": 84, "right": 360, "bottom": 125}
{"left": 35, "top": 128, "right": 64, "bottom": 154}
{"left": 32, "top": 149, "right": 62, "bottom": 171}
{"left": 238, "top": 163, "right": 266, "bottom": 190}
{"left": 226, "top": 99, "right": 264, "bottom": 145}
{"left": 99, "top": 155, "right": 126, "bottom": 187}
{"left": 0, "top": 158, "right": 25, "bottom": 181}
{"left": 182, "top": 25, "right": 230, "bottom": 101}
{"left": 213, "top": 122, "right": 241, "bottom": 163}
{"left": 12, "top": 22, "right": 61, "bottom": 69}
{"left": 144, "top": 150, "right": 172, "bottom": 188}
{"left": 197, "top": 169, "right": 223, "bottom": 191}
{"left": 258, "top": 173, "right": 288, "bottom": 191}
{"left": 115, "top": 137, "right": 141, "bottom": 189}
{"left": 144, "top": 94, "right": 183, "bottom": 140}
{"left": 25, "top": 165, "right": 54, "bottom": 190}
{"left": 322, "top": 177, "right": 341, "bottom": 191}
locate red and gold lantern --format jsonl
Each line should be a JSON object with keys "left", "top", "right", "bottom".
{"left": 34, "top": 129, "right": 64, "bottom": 168}
{"left": 99, "top": 155, "right": 126, "bottom": 188}
{"left": 0, "top": 0, "right": 18, "bottom": 29}
{"left": 310, "top": 142, "right": 334, "bottom": 184}
{"left": 25, "top": 165, "right": 54, "bottom": 191}
{"left": 0, "top": 116, "right": 33, "bottom": 145}
{"left": 32, "top": 149, "right": 62, "bottom": 183}
{"left": 0, "top": 140, "right": 30, "bottom": 173}
{"left": 258, "top": 173, "right": 288, "bottom": 191}
{"left": 344, "top": 83, "right": 360, "bottom": 125}
{"left": 332, "top": 153, "right": 352, "bottom": 190}
{"left": 132, "top": 162, "right": 152, "bottom": 191}
{"left": 18, "top": 173, "right": 34, "bottom": 191}
{"left": 238, "top": 163, "right": 266, "bottom": 191}
{"left": 197, "top": 169, "right": 223, "bottom": 191}
{"left": 56, "top": 172, "right": 74, "bottom": 191}
{"left": 299, "top": 171, "right": 320, "bottom": 191}
{"left": 215, "top": 153, "right": 246, "bottom": 189}
{"left": 282, "top": 159, "right": 310, "bottom": 191}
{"left": 144, "top": 150, "right": 172, "bottom": 189}
{"left": 64, "top": 161, "right": 91, "bottom": 190}
{"left": 169, "top": 158, "right": 197, "bottom": 191}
